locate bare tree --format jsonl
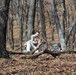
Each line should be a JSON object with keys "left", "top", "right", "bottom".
{"left": 51, "top": 0, "right": 66, "bottom": 51}
{"left": 60, "top": 0, "right": 66, "bottom": 38}
{"left": 9, "top": 0, "right": 14, "bottom": 50}
{"left": 65, "top": 20, "right": 76, "bottom": 45}
{"left": 27, "top": 0, "right": 36, "bottom": 40}
{"left": 0, "top": 0, "right": 10, "bottom": 58}
{"left": 39, "top": 0, "right": 48, "bottom": 49}
{"left": 19, "top": 0, "right": 24, "bottom": 52}
{"left": 47, "top": 11, "right": 55, "bottom": 41}
{"left": 35, "top": 0, "right": 39, "bottom": 27}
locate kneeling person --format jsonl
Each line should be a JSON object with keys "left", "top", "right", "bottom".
{"left": 24, "top": 32, "right": 41, "bottom": 53}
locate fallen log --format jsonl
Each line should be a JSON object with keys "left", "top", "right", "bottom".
{"left": 22, "top": 48, "right": 76, "bottom": 59}
{"left": 30, "top": 43, "right": 42, "bottom": 54}
{"left": 22, "top": 50, "right": 45, "bottom": 59}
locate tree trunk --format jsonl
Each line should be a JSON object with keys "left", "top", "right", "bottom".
{"left": 67, "top": 8, "right": 70, "bottom": 27}
{"left": 51, "top": 0, "right": 66, "bottom": 51}
{"left": 72, "top": 30, "right": 75, "bottom": 51}
{"left": 35, "top": 0, "right": 39, "bottom": 26}
{"left": 27, "top": 0, "right": 36, "bottom": 40}
{"left": 65, "top": 20, "right": 76, "bottom": 45}
{"left": 60, "top": 0, "right": 66, "bottom": 38}
{"left": 39, "top": 0, "right": 48, "bottom": 49}
{"left": 24, "top": 0, "right": 28, "bottom": 41}
{"left": 10, "top": 16, "right": 14, "bottom": 50}
{"left": 47, "top": 11, "right": 54, "bottom": 41}
{"left": 10, "top": 0, "right": 14, "bottom": 50}
{"left": 19, "top": 0, "right": 24, "bottom": 52}
{"left": 0, "top": 0, "right": 10, "bottom": 58}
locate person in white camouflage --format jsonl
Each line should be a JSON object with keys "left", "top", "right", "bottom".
{"left": 24, "top": 32, "right": 41, "bottom": 53}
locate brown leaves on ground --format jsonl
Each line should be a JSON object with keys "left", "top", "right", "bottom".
{"left": 0, "top": 53, "right": 76, "bottom": 75}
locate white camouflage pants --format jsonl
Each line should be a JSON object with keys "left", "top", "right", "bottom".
{"left": 24, "top": 40, "right": 37, "bottom": 52}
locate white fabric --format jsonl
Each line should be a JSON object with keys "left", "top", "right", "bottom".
{"left": 24, "top": 34, "right": 40, "bottom": 52}
{"left": 35, "top": 50, "right": 39, "bottom": 53}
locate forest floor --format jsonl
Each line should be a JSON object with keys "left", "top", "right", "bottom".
{"left": 0, "top": 51, "right": 76, "bottom": 75}
{"left": 0, "top": 32, "right": 76, "bottom": 75}
{"left": 0, "top": 20, "right": 76, "bottom": 75}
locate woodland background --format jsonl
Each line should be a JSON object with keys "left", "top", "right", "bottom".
{"left": 0, "top": 0, "right": 76, "bottom": 75}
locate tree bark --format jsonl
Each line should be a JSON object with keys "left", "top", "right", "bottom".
{"left": 19, "top": 0, "right": 24, "bottom": 52}
{"left": 47, "top": 11, "right": 54, "bottom": 41}
{"left": 51, "top": 0, "right": 66, "bottom": 51}
{"left": 0, "top": 0, "right": 10, "bottom": 58}
{"left": 35, "top": 0, "right": 39, "bottom": 26}
{"left": 60, "top": 0, "right": 66, "bottom": 38}
{"left": 10, "top": 0, "right": 14, "bottom": 50}
{"left": 10, "top": 16, "right": 14, "bottom": 50}
{"left": 72, "top": 30, "right": 75, "bottom": 51}
{"left": 39, "top": 0, "right": 48, "bottom": 49}
{"left": 27, "top": 0, "right": 36, "bottom": 40}
{"left": 65, "top": 20, "right": 76, "bottom": 45}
